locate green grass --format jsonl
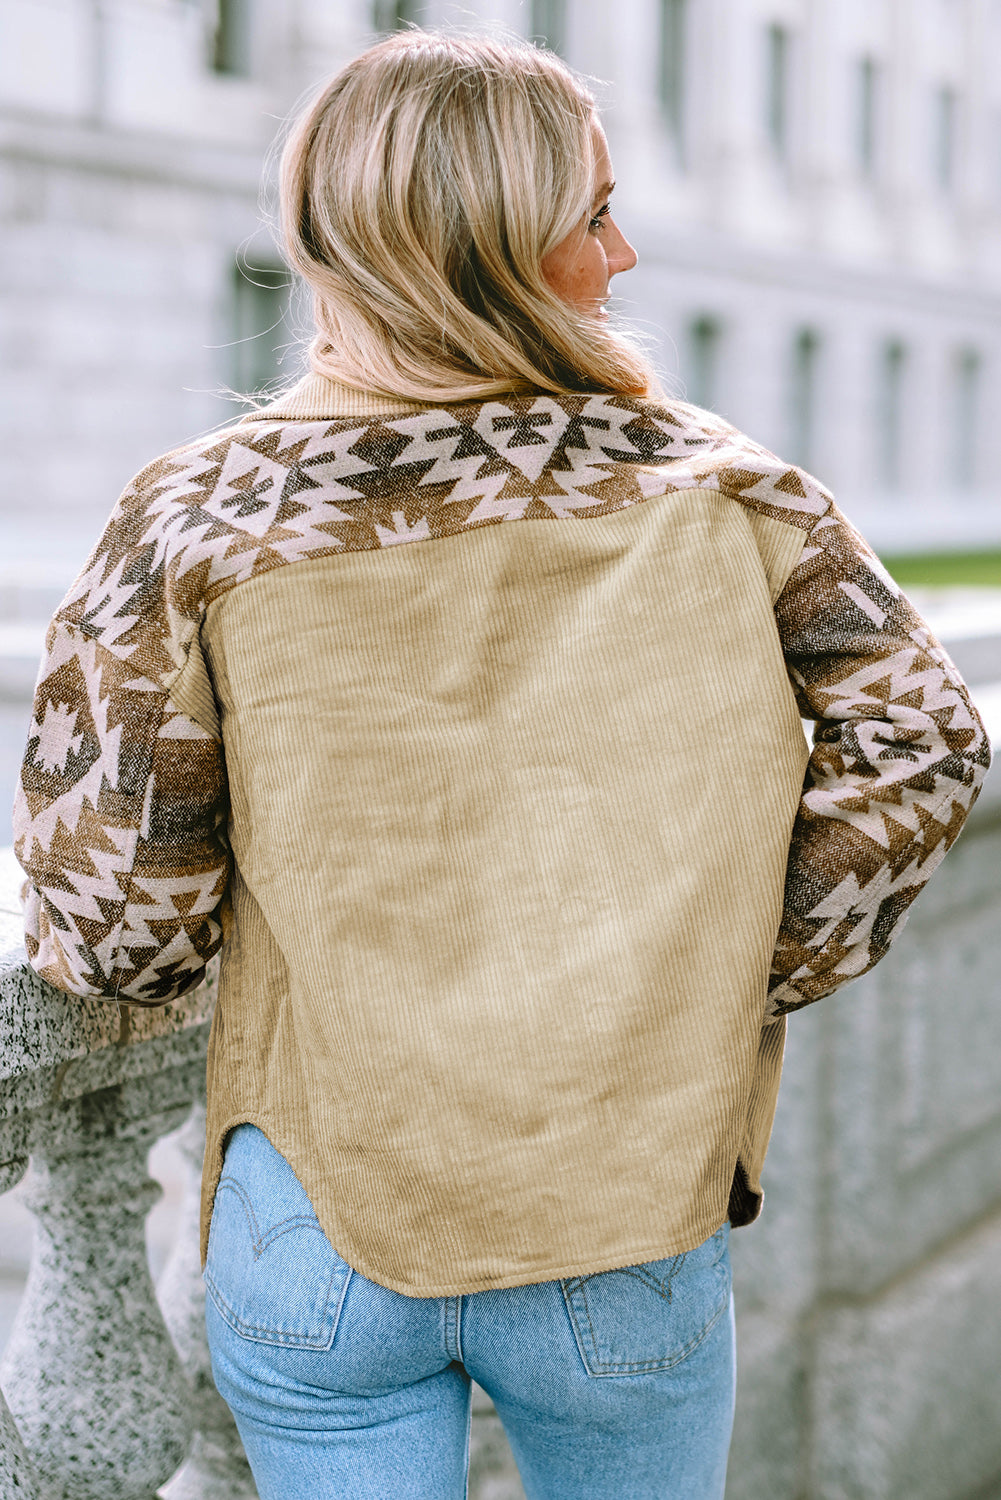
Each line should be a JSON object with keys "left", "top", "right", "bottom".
{"left": 878, "top": 549, "right": 1001, "bottom": 589}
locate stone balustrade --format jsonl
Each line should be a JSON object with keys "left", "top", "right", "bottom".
{"left": 1, "top": 639, "right": 999, "bottom": 1500}
{"left": 0, "top": 885, "right": 256, "bottom": 1500}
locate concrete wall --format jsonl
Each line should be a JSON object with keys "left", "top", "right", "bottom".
{"left": 727, "top": 749, "right": 1001, "bottom": 1500}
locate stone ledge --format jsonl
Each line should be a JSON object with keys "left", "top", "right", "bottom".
{"left": 0, "top": 108, "right": 267, "bottom": 194}
{"left": 810, "top": 1207, "right": 1001, "bottom": 1500}
{"left": 1, "top": 949, "right": 214, "bottom": 1101}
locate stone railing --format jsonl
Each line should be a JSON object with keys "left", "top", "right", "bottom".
{"left": 1, "top": 644, "right": 999, "bottom": 1500}
{"left": 0, "top": 892, "right": 255, "bottom": 1500}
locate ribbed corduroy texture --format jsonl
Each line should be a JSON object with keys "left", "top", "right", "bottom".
{"left": 19, "top": 372, "right": 985, "bottom": 1293}
{"left": 198, "top": 482, "right": 809, "bottom": 1295}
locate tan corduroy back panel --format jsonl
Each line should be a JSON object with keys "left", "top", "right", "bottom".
{"left": 198, "top": 480, "right": 809, "bottom": 1296}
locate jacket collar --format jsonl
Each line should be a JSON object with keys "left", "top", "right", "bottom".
{"left": 240, "top": 373, "right": 446, "bottom": 423}
{"left": 235, "top": 373, "right": 737, "bottom": 475}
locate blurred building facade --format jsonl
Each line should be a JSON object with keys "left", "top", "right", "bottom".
{"left": 2, "top": 0, "right": 1000, "bottom": 582}
{"left": 604, "top": 0, "right": 1001, "bottom": 554}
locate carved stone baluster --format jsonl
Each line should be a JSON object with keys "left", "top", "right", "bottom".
{"left": 0, "top": 1085, "right": 194, "bottom": 1500}
{"left": 0, "top": 1156, "right": 53, "bottom": 1500}
{"left": 157, "top": 1104, "right": 257, "bottom": 1500}
{"left": 0, "top": 1391, "right": 53, "bottom": 1500}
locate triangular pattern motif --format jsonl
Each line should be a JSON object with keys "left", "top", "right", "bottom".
{"left": 12, "top": 391, "right": 990, "bottom": 1006}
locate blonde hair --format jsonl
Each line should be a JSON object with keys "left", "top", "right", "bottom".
{"left": 279, "top": 30, "right": 657, "bottom": 402}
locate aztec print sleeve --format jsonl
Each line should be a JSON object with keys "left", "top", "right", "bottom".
{"left": 14, "top": 614, "right": 230, "bottom": 1008}
{"left": 764, "top": 500, "right": 991, "bottom": 1017}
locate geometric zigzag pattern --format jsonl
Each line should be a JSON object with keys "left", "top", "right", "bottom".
{"left": 13, "top": 391, "right": 991, "bottom": 1007}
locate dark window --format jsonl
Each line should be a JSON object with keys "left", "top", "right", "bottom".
{"left": 951, "top": 348, "right": 981, "bottom": 489}
{"left": 231, "top": 259, "right": 292, "bottom": 400}
{"left": 855, "top": 56, "right": 879, "bottom": 177}
{"left": 372, "top": 0, "right": 420, "bottom": 33}
{"left": 211, "top": 0, "right": 253, "bottom": 78}
{"left": 659, "top": 0, "right": 686, "bottom": 158}
{"left": 531, "top": 0, "right": 567, "bottom": 54}
{"left": 687, "top": 316, "right": 722, "bottom": 411}
{"left": 765, "top": 22, "right": 791, "bottom": 160}
{"left": 877, "top": 340, "right": 907, "bottom": 491}
{"left": 789, "top": 329, "right": 820, "bottom": 471}
{"left": 934, "top": 85, "right": 957, "bottom": 191}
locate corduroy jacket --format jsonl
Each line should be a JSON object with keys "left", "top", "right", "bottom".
{"left": 14, "top": 377, "right": 990, "bottom": 1294}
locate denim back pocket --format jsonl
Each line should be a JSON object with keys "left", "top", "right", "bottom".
{"left": 560, "top": 1223, "right": 731, "bottom": 1377}
{"left": 204, "top": 1124, "right": 352, "bottom": 1350}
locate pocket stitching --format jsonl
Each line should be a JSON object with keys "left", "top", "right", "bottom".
{"left": 212, "top": 1177, "right": 324, "bottom": 1260}
{"left": 213, "top": 1176, "right": 261, "bottom": 1253}
{"left": 563, "top": 1253, "right": 684, "bottom": 1299}
{"left": 560, "top": 1261, "right": 729, "bottom": 1376}
{"left": 205, "top": 1180, "right": 352, "bottom": 1349}
{"left": 256, "top": 1213, "right": 326, "bottom": 1258}
{"left": 205, "top": 1262, "right": 348, "bottom": 1348}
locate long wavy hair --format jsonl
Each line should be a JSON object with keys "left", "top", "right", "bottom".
{"left": 279, "top": 30, "right": 657, "bottom": 402}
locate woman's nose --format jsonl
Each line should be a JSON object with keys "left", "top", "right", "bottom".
{"left": 607, "top": 220, "right": 638, "bottom": 277}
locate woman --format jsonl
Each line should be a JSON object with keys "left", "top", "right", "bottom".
{"left": 14, "top": 30, "right": 989, "bottom": 1500}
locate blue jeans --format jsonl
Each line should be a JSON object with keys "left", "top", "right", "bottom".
{"left": 204, "top": 1124, "right": 736, "bottom": 1499}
